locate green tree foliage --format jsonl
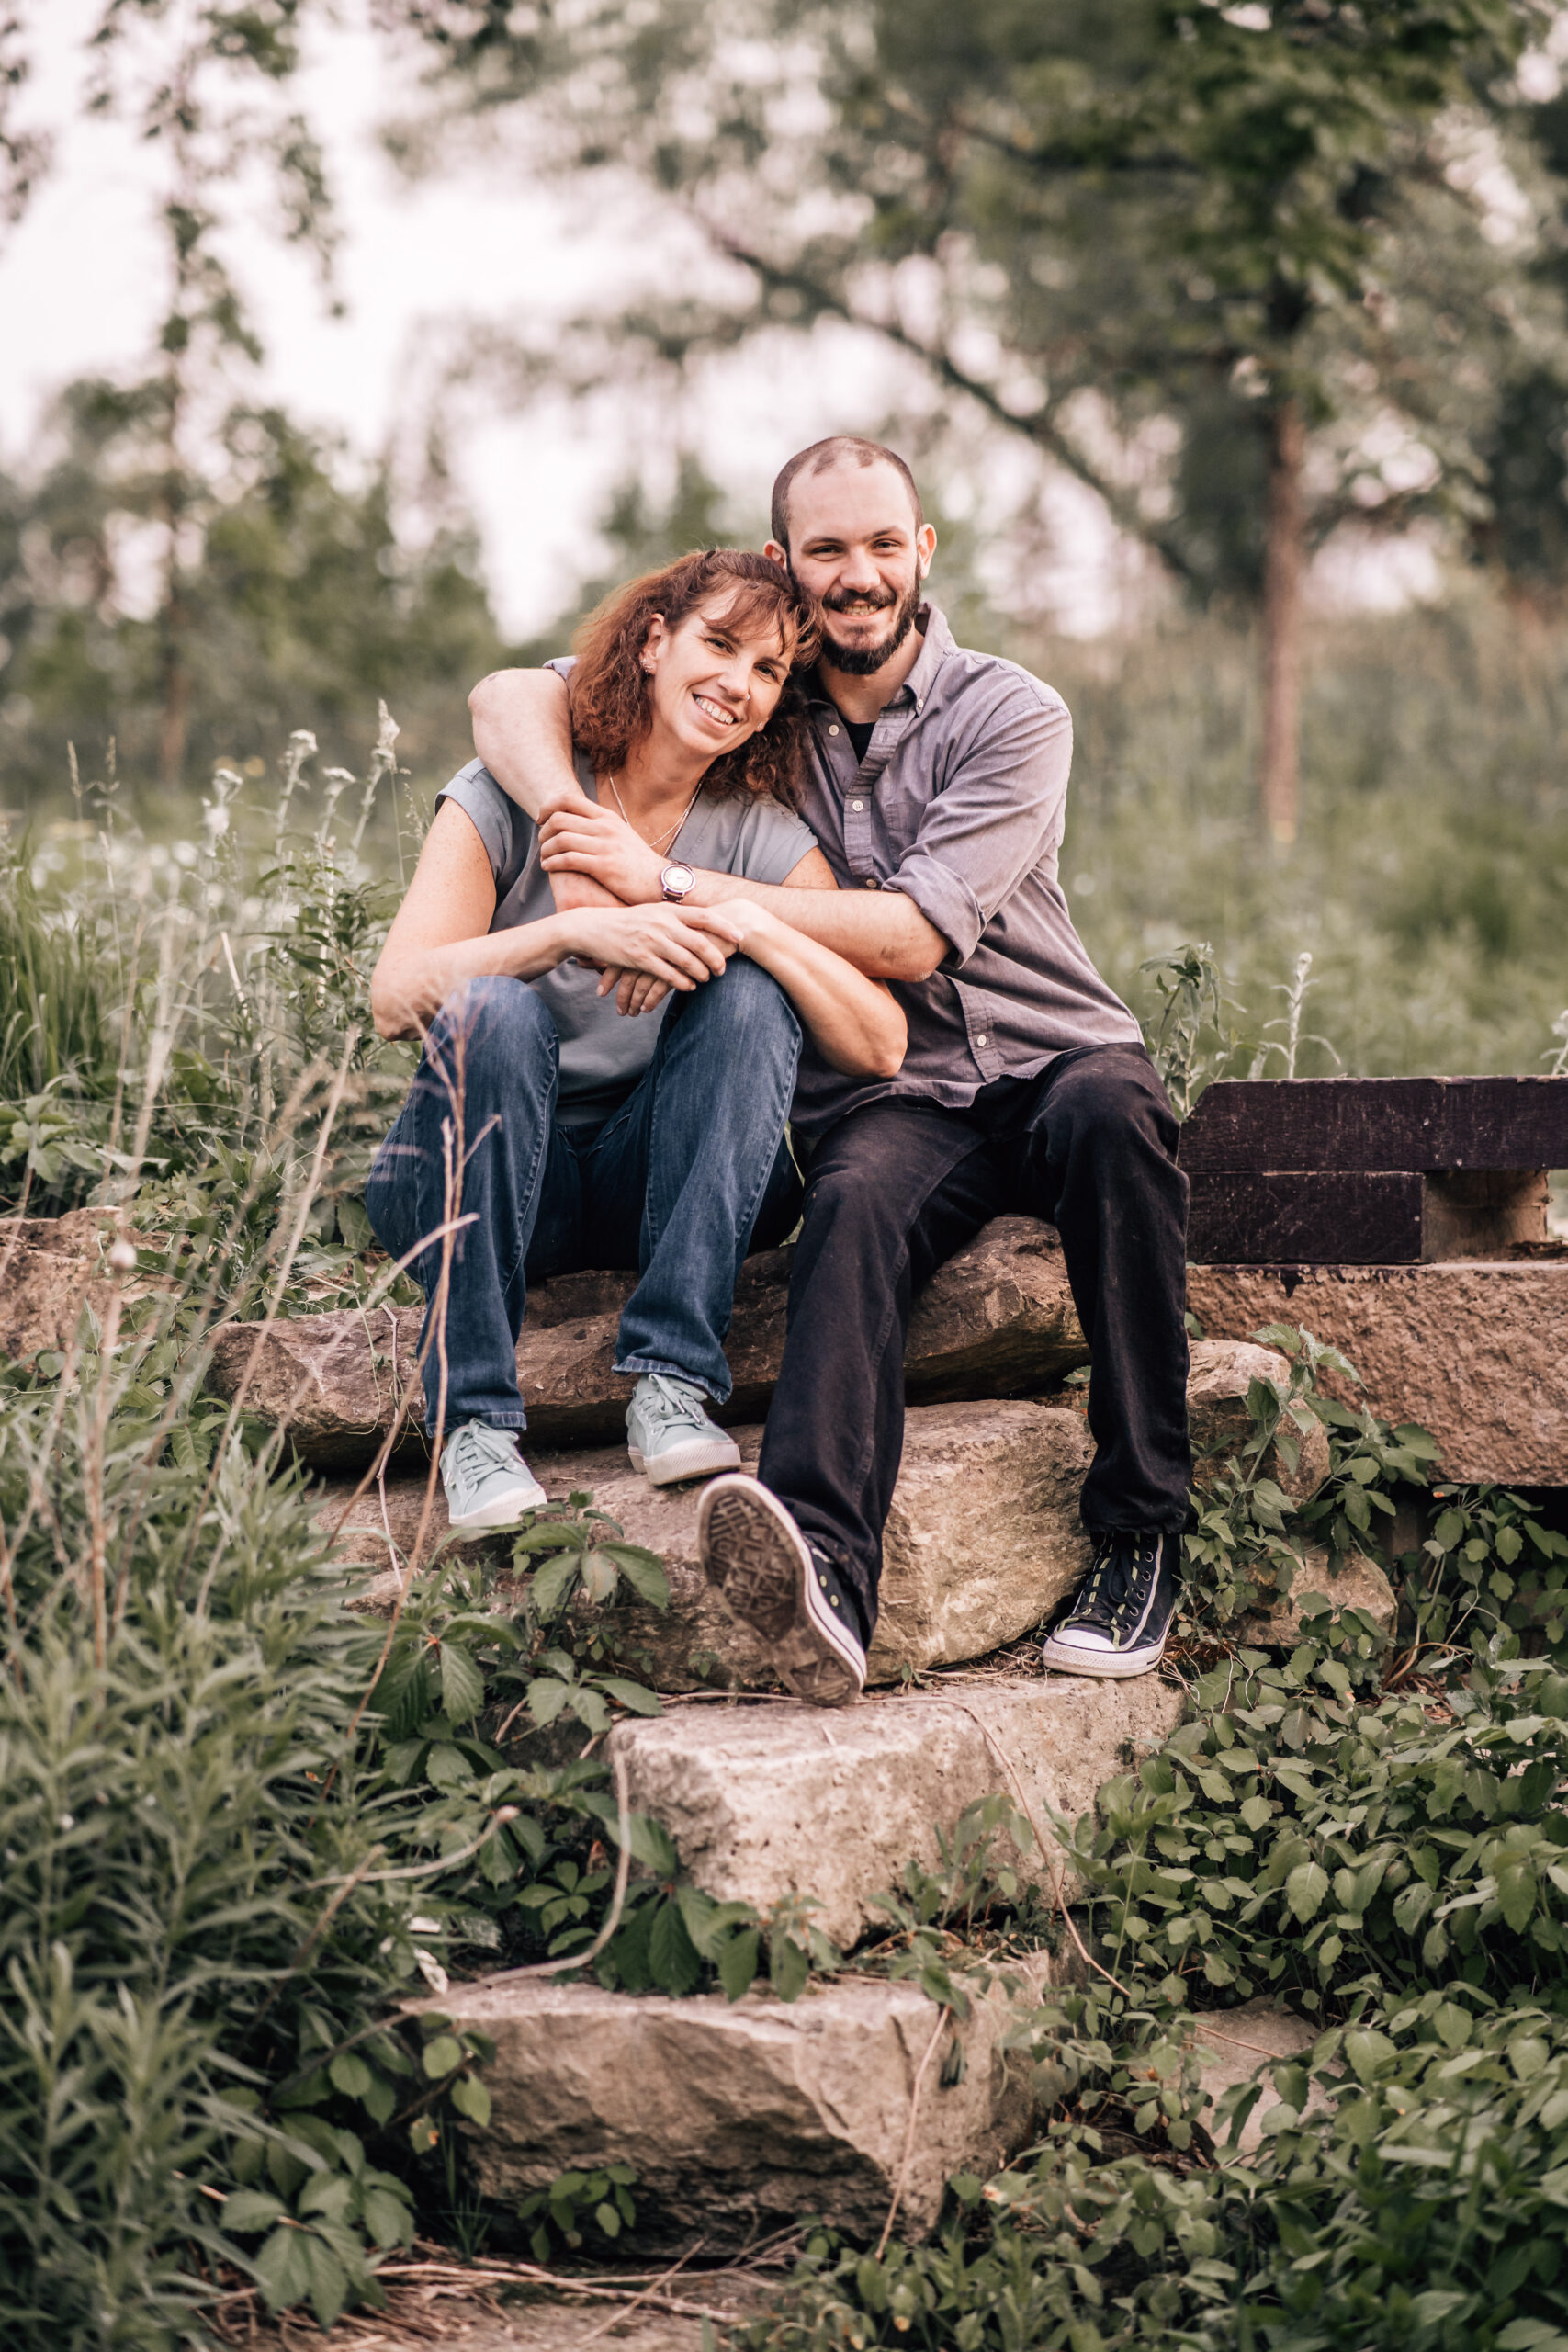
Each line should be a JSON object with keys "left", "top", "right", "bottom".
{"left": 0, "top": 388, "right": 514, "bottom": 807}
{"left": 389, "top": 0, "right": 1563, "bottom": 840}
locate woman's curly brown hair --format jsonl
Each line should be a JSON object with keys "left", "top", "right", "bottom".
{"left": 569, "top": 548, "right": 818, "bottom": 811}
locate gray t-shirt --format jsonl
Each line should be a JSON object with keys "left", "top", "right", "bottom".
{"left": 436, "top": 756, "right": 818, "bottom": 1125}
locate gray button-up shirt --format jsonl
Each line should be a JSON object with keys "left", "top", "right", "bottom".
{"left": 790, "top": 604, "right": 1141, "bottom": 1136}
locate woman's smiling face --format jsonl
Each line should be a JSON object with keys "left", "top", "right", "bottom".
{"left": 640, "top": 594, "right": 791, "bottom": 764}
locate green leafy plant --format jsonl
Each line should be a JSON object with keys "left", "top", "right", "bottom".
{"left": 1138, "top": 943, "right": 1245, "bottom": 1120}
{"left": 513, "top": 1491, "right": 671, "bottom": 1620}
{"left": 517, "top": 2165, "right": 639, "bottom": 2264}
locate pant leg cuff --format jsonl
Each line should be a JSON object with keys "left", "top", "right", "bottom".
{"left": 614, "top": 1355, "right": 731, "bottom": 1407}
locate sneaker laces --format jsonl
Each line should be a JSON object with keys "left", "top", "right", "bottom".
{"left": 1066, "top": 1531, "right": 1163, "bottom": 1640}
{"left": 636, "top": 1373, "right": 710, "bottom": 1430}
{"left": 443, "top": 1420, "right": 522, "bottom": 1483}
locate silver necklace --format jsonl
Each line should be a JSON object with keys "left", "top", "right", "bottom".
{"left": 605, "top": 771, "right": 702, "bottom": 854}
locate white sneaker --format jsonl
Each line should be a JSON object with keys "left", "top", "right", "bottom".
{"left": 439, "top": 1419, "right": 547, "bottom": 1530}
{"left": 626, "top": 1372, "right": 742, "bottom": 1487}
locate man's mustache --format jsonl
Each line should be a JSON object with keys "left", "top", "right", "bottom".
{"left": 820, "top": 585, "right": 898, "bottom": 614}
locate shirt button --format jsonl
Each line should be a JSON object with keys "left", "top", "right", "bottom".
{"left": 863, "top": 877, "right": 880, "bottom": 889}
{"left": 850, "top": 798, "right": 863, "bottom": 810}
{"left": 976, "top": 1034, "right": 988, "bottom": 1047}
{"left": 828, "top": 723, "right": 840, "bottom": 736}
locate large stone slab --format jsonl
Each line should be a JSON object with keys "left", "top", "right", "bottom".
{"left": 321, "top": 1402, "right": 1097, "bottom": 1685}
{"left": 425, "top": 1956, "right": 1056, "bottom": 2247}
{"left": 208, "top": 1217, "right": 1089, "bottom": 1470}
{"left": 1189, "top": 1258, "right": 1568, "bottom": 1484}
{"left": 321, "top": 1346, "right": 1324, "bottom": 1685}
{"left": 608, "top": 1676, "right": 1186, "bottom": 1949}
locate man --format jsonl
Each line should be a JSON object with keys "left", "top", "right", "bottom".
{"left": 469, "top": 435, "right": 1191, "bottom": 1707}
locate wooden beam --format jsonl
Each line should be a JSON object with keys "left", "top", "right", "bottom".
{"left": 1179, "top": 1077, "right": 1568, "bottom": 1172}
{"left": 1187, "top": 1171, "right": 1424, "bottom": 1264}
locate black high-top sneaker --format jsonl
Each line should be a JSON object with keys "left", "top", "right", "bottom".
{"left": 696, "top": 1473, "right": 867, "bottom": 1707}
{"left": 1041, "top": 1530, "right": 1179, "bottom": 1679}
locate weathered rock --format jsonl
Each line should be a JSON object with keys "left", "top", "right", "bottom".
{"left": 321, "top": 1402, "right": 1098, "bottom": 1685}
{"left": 608, "top": 1676, "right": 1186, "bottom": 1949}
{"left": 424, "top": 1957, "right": 1058, "bottom": 2246}
{"left": 1235, "top": 1547, "right": 1398, "bottom": 1648}
{"left": 1189, "top": 1259, "right": 1568, "bottom": 1485}
{"left": 321, "top": 1340, "right": 1327, "bottom": 1683}
{"left": 1186, "top": 1339, "right": 1331, "bottom": 1504}
{"left": 0, "top": 1210, "right": 160, "bottom": 1362}
{"left": 209, "top": 1216, "right": 1089, "bottom": 1470}
{"left": 1190, "top": 1997, "right": 1322, "bottom": 2157}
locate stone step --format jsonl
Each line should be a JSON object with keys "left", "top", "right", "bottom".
{"left": 209, "top": 1217, "right": 1089, "bottom": 1469}
{"left": 321, "top": 1343, "right": 1325, "bottom": 1686}
{"left": 609, "top": 1675, "right": 1185, "bottom": 1949}
{"left": 425, "top": 1952, "right": 1057, "bottom": 2249}
{"left": 327, "top": 1401, "right": 1095, "bottom": 1685}
{"left": 1189, "top": 1257, "right": 1568, "bottom": 1484}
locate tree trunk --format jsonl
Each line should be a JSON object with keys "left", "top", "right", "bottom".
{"left": 1258, "top": 394, "right": 1305, "bottom": 849}
{"left": 158, "top": 364, "right": 189, "bottom": 792}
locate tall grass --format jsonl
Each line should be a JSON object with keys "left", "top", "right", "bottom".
{"left": 1032, "top": 595, "right": 1568, "bottom": 1078}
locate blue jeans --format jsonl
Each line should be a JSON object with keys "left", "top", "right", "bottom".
{"left": 364, "top": 963, "right": 803, "bottom": 1440}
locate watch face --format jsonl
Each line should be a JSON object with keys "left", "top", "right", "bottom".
{"left": 661, "top": 862, "right": 696, "bottom": 895}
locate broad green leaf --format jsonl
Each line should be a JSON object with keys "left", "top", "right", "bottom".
{"left": 1498, "top": 1860, "right": 1538, "bottom": 1934}
{"left": 1344, "top": 2029, "right": 1396, "bottom": 2083}
{"left": 1285, "top": 1861, "right": 1328, "bottom": 1923}
{"left": 449, "top": 2072, "right": 492, "bottom": 2125}
{"left": 717, "top": 1928, "right": 761, "bottom": 2003}
{"left": 220, "top": 2189, "right": 287, "bottom": 2236}
{"left": 363, "top": 2185, "right": 414, "bottom": 2248}
{"left": 303, "top": 2232, "right": 351, "bottom": 2332}
{"left": 329, "top": 2052, "right": 372, "bottom": 2099}
{"left": 438, "top": 1643, "right": 485, "bottom": 1724}
{"left": 568, "top": 1684, "right": 612, "bottom": 1733}
{"left": 513, "top": 1521, "right": 588, "bottom": 1553}
{"left": 422, "top": 2034, "right": 464, "bottom": 2079}
{"left": 1433, "top": 2002, "right": 1471, "bottom": 2051}
{"left": 649, "top": 1897, "right": 704, "bottom": 1996}
{"left": 526, "top": 1678, "right": 571, "bottom": 1725}
{"left": 595, "top": 1675, "right": 663, "bottom": 1715}
{"left": 607, "top": 1546, "right": 671, "bottom": 1610}
{"left": 254, "top": 2223, "right": 312, "bottom": 2312}
{"left": 580, "top": 1547, "right": 619, "bottom": 1604}
{"left": 530, "top": 1553, "right": 581, "bottom": 1617}
{"left": 771, "top": 1933, "right": 810, "bottom": 2004}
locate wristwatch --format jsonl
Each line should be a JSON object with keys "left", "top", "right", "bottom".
{"left": 660, "top": 861, "right": 697, "bottom": 902}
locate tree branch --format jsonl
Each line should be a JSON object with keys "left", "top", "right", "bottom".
{"left": 705, "top": 222, "right": 1202, "bottom": 586}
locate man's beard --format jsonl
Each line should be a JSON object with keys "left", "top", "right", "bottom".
{"left": 795, "top": 569, "right": 923, "bottom": 675}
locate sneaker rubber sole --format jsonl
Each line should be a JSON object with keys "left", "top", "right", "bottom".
{"left": 1040, "top": 1625, "right": 1170, "bottom": 1679}
{"left": 696, "top": 1473, "right": 865, "bottom": 1707}
{"left": 627, "top": 1430, "right": 742, "bottom": 1487}
{"left": 446, "top": 1471, "right": 547, "bottom": 1531}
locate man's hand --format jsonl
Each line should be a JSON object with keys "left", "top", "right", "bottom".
{"left": 562, "top": 902, "right": 746, "bottom": 995}
{"left": 540, "top": 800, "right": 666, "bottom": 904}
{"left": 549, "top": 866, "right": 623, "bottom": 917}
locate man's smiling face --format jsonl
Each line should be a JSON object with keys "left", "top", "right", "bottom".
{"left": 768, "top": 460, "right": 936, "bottom": 677}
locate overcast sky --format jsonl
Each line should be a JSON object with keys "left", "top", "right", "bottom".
{"left": 0, "top": 2, "right": 979, "bottom": 635}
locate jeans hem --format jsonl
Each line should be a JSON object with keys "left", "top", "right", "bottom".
{"left": 614, "top": 1354, "right": 729, "bottom": 1406}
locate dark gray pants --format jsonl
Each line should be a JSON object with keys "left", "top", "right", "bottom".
{"left": 757, "top": 1044, "right": 1192, "bottom": 1639}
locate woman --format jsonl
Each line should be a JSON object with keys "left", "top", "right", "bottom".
{"left": 367, "top": 548, "right": 906, "bottom": 1530}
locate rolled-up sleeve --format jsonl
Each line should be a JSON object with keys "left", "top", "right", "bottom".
{"left": 879, "top": 680, "right": 1072, "bottom": 966}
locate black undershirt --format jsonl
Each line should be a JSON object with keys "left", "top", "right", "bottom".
{"left": 843, "top": 717, "right": 875, "bottom": 765}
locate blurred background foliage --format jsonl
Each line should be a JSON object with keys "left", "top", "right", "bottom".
{"left": 4, "top": 0, "right": 1568, "bottom": 1074}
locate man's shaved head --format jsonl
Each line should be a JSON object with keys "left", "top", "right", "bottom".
{"left": 770, "top": 435, "right": 924, "bottom": 551}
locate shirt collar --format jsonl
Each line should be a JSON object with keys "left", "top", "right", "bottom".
{"left": 807, "top": 601, "right": 953, "bottom": 716}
